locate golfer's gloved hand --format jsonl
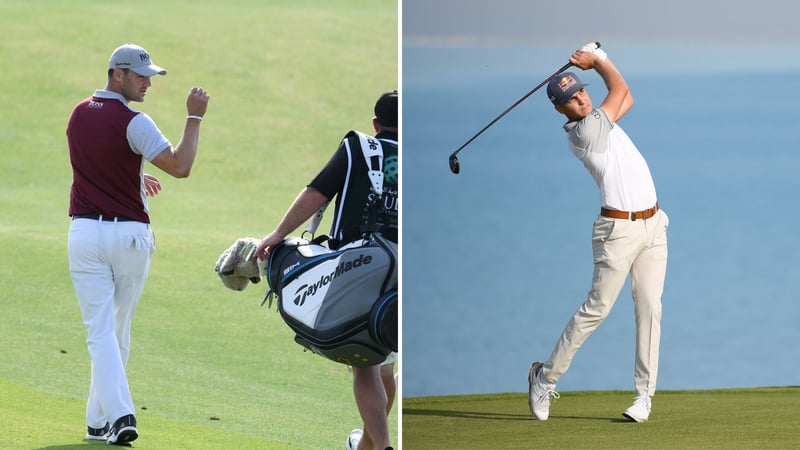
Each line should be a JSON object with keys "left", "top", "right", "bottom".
{"left": 581, "top": 42, "right": 608, "bottom": 61}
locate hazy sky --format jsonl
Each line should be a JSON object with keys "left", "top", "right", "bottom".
{"left": 403, "top": 0, "right": 800, "bottom": 47}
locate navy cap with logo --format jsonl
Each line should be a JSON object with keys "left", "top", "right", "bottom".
{"left": 547, "top": 72, "right": 587, "bottom": 105}
{"left": 374, "top": 89, "right": 398, "bottom": 128}
{"left": 108, "top": 43, "right": 167, "bottom": 77}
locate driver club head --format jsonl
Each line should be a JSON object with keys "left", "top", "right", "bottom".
{"left": 449, "top": 154, "right": 460, "bottom": 174}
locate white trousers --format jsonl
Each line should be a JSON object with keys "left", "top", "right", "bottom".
{"left": 68, "top": 217, "right": 154, "bottom": 427}
{"left": 544, "top": 209, "right": 668, "bottom": 397}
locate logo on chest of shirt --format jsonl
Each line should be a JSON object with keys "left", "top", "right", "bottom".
{"left": 383, "top": 154, "right": 398, "bottom": 187}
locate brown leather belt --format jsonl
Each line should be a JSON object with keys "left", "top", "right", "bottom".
{"left": 600, "top": 203, "right": 659, "bottom": 221}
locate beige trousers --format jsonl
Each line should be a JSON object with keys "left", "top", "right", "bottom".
{"left": 544, "top": 209, "right": 669, "bottom": 397}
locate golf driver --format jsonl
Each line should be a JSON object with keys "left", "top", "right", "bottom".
{"left": 448, "top": 43, "right": 599, "bottom": 174}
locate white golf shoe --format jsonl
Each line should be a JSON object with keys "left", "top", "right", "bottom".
{"left": 623, "top": 395, "right": 652, "bottom": 422}
{"left": 345, "top": 428, "right": 362, "bottom": 450}
{"left": 528, "top": 362, "right": 559, "bottom": 420}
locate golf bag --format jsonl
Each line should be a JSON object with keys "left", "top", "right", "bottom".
{"left": 262, "top": 130, "right": 397, "bottom": 367}
{"left": 264, "top": 233, "right": 397, "bottom": 367}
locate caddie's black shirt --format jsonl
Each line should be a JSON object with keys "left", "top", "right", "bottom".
{"left": 309, "top": 130, "right": 398, "bottom": 248}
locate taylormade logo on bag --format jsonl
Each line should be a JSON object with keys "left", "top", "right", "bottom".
{"left": 293, "top": 253, "right": 373, "bottom": 306}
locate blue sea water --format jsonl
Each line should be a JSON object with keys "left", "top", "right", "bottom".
{"left": 401, "top": 46, "right": 800, "bottom": 398}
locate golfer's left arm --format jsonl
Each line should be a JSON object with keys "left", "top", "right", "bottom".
{"left": 593, "top": 57, "right": 632, "bottom": 122}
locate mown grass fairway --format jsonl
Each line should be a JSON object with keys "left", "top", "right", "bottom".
{"left": 0, "top": 0, "right": 396, "bottom": 448}
{"left": 403, "top": 388, "right": 800, "bottom": 449}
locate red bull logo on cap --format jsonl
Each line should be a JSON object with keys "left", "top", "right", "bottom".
{"left": 547, "top": 71, "right": 584, "bottom": 104}
{"left": 558, "top": 75, "right": 577, "bottom": 93}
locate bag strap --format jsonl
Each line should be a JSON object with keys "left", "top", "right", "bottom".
{"left": 354, "top": 131, "right": 388, "bottom": 238}
{"left": 302, "top": 131, "right": 385, "bottom": 241}
{"left": 354, "top": 130, "right": 384, "bottom": 197}
{"left": 302, "top": 200, "right": 330, "bottom": 239}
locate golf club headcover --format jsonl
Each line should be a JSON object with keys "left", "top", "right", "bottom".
{"left": 215, "top": 237, "right": 264, "bottom": 291}
{"left": 581, "top": 42, "right": 607, "bottom": 61}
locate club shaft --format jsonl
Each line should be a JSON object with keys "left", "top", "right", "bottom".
{"left": 451, "top": 61, "right": 573, "bottom": 157}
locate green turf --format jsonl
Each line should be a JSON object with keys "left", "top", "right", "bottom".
{"left": 0, "top": 0, "right": 396, "bottom": 448}
{"left": 403, "top": 388, "right": 800, "bottom": 449}
{"left": 0, "top": 380, "right": 282, "bottom": 449}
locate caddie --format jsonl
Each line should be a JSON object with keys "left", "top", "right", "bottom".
{"left": 253, "top": 90, "right": 398, "bottom": 450}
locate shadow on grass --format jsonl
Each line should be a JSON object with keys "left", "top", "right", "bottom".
{"left": 36, "top": 441, "right": 107, "bottom": 449}
{"left": 36, "top": 447, "right": 97, "bottom": 449}
{"left": 404, "top": 408, "right": 629, "bottom": 423}
{"left": 404, "top": 408, "right": 528, "bottom": 421}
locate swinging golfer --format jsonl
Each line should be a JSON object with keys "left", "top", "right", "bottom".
{"left": 527, "top": 44, "right": 669, "bottom": 422}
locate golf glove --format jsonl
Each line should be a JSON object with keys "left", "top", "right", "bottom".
{"left": 581, "top": 42, "right": 608, "bottom": 61}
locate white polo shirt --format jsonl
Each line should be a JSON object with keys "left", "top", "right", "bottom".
{"left": 563, "top": 108, "right": 657, "bottom": 212}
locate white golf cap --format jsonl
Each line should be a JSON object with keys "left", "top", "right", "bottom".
{"left": 108, "top": 43, "right": 167, "bottom": 76}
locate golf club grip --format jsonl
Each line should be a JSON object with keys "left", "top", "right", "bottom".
{"left": 451, "top": 61, "right": 574, "bottom": 157}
